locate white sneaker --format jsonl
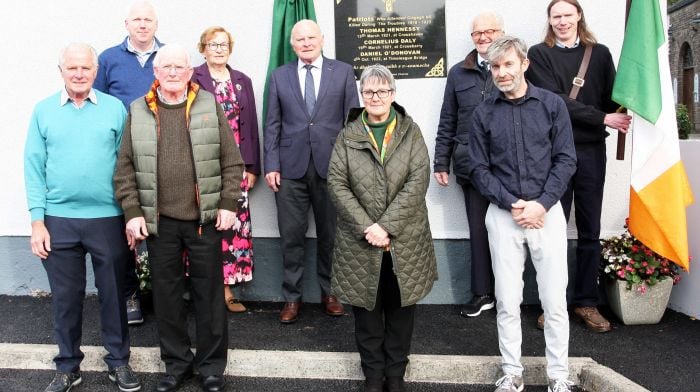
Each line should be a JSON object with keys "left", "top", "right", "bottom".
{"left": 548, "top": 378, "right": 574, "bottom": 392}
{"left": 494, "top": 374, "right": 524, "bottom": 392}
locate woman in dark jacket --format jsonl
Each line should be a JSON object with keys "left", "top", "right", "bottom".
{"left": 328, "top": 64, "right": 437, "bottom": 392}
{"left": 192, "top": 26, "right": 261, "bottom": 313}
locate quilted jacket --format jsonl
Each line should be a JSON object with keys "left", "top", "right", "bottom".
{"left": 328, "top": 102, "right": 437, "bottom": 311}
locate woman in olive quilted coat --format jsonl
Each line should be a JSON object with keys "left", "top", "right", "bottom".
{"left": 328, "top": 64, "right": 437, "bottom": 392}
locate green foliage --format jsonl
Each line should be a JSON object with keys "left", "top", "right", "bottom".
{"left": 136, "top": 249, "right": 151, "bottom": 292}
{"left": 676, "top": 104, "right": 692, "bottom": 140}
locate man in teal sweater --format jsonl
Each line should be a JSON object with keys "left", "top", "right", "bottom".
{"left": 24, "top": 43, "right": 141, "bottom": 392}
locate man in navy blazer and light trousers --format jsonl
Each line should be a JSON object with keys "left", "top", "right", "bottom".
{"left": 264, "top": 19, "right": 359, "bottom": 324}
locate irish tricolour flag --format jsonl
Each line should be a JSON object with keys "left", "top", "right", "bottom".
{"left": 612, "top": 0, "right": 694, "bottom": 270}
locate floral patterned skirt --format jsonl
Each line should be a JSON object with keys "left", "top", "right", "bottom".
{"left": 221, "top": 171, "right": 253, "bottom": 285}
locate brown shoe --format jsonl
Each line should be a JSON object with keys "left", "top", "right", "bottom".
{"left": 536, "top": 313, "right": 545, "bottom": 330}
{"left": 574, "top": 306, "right": 612, "bottom": 333}
{"left": 225, "top": 296, "right": 246, "bottom": 313}
{"left": 322, "top": 295, "right": 344, "bottom": 316}
{"left": 279, "top": 302, "right": 301, "bottom": 323}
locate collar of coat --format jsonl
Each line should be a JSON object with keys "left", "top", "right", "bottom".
{"left": 461, "top": 49, "right": 480, "bottom": 71}
{"left": 144, "top": 79, "right": 200, "bottom": 128}
{"left": 346, "top": 101, "right": 407, "bottom": 123}
{"left": 343, "top": 102, "right": 411, "bottom": 163}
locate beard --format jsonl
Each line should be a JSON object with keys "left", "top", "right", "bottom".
{"left": 495, "top": 72, "right": 523, "bottom": 94}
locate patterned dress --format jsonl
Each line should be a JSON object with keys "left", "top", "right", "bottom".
{"left": 213, "top": 79, "right": 254, "bottom": 285}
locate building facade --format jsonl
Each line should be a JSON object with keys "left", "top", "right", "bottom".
{"left": 669, "top": 0, "right": 700, "bottom": 134}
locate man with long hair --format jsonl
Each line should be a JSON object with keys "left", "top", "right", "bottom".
{"left": 526, "top": 0, "right": 631, "bottom": 333}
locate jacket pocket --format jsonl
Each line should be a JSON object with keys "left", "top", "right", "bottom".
{"left": 452, "top": 140, "right": 471, "bottom": 178}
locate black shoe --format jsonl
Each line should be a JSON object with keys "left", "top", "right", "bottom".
{"left": 108, "top": 365, "right": 142, "bottom": 391}
{"left": 460, "top": 294, "right": 495, "bottom": 317}
{"left": 44, "top": 371, "right": 81, "bottom": 392}
{"left": 363, "top": 378, "right": 383, "bottom": 392}
{"left": 155, "top": 371, "right": 191, "bottom": 392}
{"left": 385, "top": 376, "right": 406, "bottom": 392}
{"left": 201, "top": 375, "right": 226, "bottom": 392}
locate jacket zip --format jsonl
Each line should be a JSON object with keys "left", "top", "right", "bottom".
{"left": 184, "top": 104, "right": 204, "bottom": 237}
{"left": 154, "top": 107, "right": 161, "bottom": 231}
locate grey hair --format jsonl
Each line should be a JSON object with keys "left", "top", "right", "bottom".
{"left": 125, "top": 0, "right": 157, "bottom": 21}
{"left": 359, "top": 64, "right": 396, "bottom": 92}
{"left": 152, "top": 44, "right": 192, "bottom": 68}
{"left": 471, "top": 11, "right": 504, "bottom": 31}
{"left": 289, "top": 19, "right": 323, "bottom": 45}
{"left": 486, "top": 36, "right": 528, "bottom": 63}
{"left": 58, "top": 43, "right": 98, "bottom": 68}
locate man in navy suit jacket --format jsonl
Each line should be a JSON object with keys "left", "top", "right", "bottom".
{"left": 264, "top": 19, "right": 359, "bottom": 324}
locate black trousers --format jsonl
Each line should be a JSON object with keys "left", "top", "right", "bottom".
{"left": 353, "top": 253, "right": 416, "bottom": 379}
{"left": 275, "top": 161, "right": 335, "bottom": 301}
{"left": 460, "top": 182, "right": 494, "bottom": 296}
{"left": 42, "top": 215, "right": 130, "bottom": 373}
{"left": 560, "top": 142, "right": 606, "bottom": 307}
{"left": 146, "top": 217, "right": 228, "bottom": 377}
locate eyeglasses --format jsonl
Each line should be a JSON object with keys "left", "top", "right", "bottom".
{"left": 361, "top": 89, "right": 393, "bottom": 99}
{"left": 157, "top": 64, "right": 190, "bottom": 74}
{"left": 470, "top": 29, "right": 501, "bottom": 38}
{"left": 207, "top": 42, "right": 230, "bottom": 51}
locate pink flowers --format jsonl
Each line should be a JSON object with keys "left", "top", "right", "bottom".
{"left": 601, "top": 221, "right": 685, "bottom": 291}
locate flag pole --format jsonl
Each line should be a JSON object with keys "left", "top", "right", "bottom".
{"left": 616, "top": 0, "right": 632, "bottom": 160}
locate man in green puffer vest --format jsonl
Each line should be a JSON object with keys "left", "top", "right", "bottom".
{"left": 114, "top": 44, "right": 243, "bottom": 392}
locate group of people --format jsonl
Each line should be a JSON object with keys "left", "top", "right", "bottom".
{"left": 434, "top": 1, "right": 630, "bottom": 392}
{"left": 23, "top": 1, "right": 632, "bottom": 392}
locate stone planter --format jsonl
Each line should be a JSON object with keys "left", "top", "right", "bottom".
{"left": 605, "top": 278, "right": 673, "bottom": 325}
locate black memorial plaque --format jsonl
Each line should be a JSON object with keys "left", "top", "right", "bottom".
{"left": 335, "top": 0, "right": 446, "bottom": 79}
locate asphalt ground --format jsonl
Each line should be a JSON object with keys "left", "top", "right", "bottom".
{"left": 0, "top": 369, "right": 553, "bottom": 392}
{"left": 1, "top": 295, "right": 698, "bottom": 391}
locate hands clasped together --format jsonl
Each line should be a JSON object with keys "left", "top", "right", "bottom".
{"left": 365, "top": 223, "right": 390, "bottom": 249}
{"left": 511, "top": 199, "right": 546, "bottom": 230}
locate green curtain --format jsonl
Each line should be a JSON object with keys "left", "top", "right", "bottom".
{"left": 263, "top": 0, "right": 317, "bottom": 119}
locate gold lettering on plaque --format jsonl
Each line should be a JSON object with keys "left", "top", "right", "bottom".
{"left": 383, "top": 0, "right": 396, "bottom": 12}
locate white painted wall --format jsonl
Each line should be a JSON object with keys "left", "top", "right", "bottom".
{"left": 669, "top": 140, "right": 700, "bottom": 318}
{"left": 0, "top": 0, "right": 630, "bottom": 238}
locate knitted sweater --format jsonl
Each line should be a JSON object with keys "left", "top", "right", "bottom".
{"left": 95, "top": 37, "right": 163, "bottom": 109}
{"left": 526, "top": 43, "right": 619, "bottom": 144}
{"left": 24, "top": 90, "right": 127, "bottom": 221}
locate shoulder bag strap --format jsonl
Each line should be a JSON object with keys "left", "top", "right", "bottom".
{"left": 568, "top": 45, "right": 593, "bottom": 100}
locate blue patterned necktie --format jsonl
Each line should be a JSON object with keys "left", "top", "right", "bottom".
{"left": 304, "top": 64, "right": 316, "bottom": 116}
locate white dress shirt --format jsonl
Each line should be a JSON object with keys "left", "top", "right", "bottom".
{"left": 297, "top": 56, "right": 323, "bottom": 100}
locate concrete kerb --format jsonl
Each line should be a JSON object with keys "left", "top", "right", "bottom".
{"left": 578, "top": 364, "right": 650, "bottom": 392}
{"left": 0, "top": 343, "right": 648, "bottom": 391}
